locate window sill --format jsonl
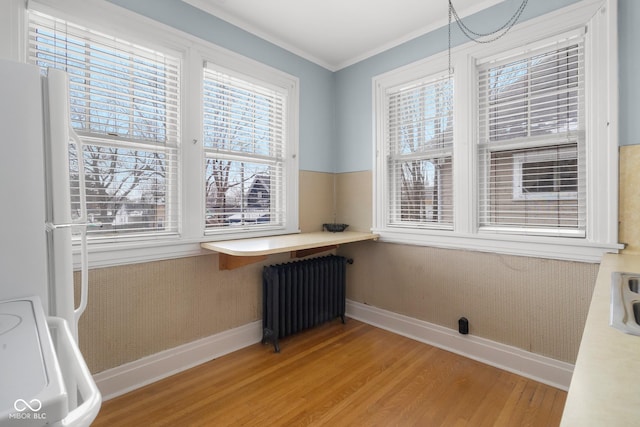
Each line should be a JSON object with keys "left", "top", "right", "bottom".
{"left": 71, "top": 228, "right": 301, "bottom": 269}
{"left": 72, "top": 238, "right": 207, "bottom": 270}
{"left": 372, "top": 228, "right": 623, "bottom": 263}
{"left": 72, "top": 231, "right": 379, "bottom": 271}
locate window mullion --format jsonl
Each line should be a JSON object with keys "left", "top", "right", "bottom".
{"left": 453, "top": 54, "right": 475, "bottom": 234}
{"left": 181, "top": 48, "right": 204, "bottom": 240}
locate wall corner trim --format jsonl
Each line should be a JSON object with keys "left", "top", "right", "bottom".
{"left": 93, "top": 320, "right": 263, "bottom": 401}
{"left": 346, "top": 300, "right": 574, "bottom": 390}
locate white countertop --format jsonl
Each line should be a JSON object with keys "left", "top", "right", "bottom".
{"left": 561, "top": 253, "right": 640, "bottom": 426}
{"left": 201, "top": 231, "right": 378, "bottom": 256}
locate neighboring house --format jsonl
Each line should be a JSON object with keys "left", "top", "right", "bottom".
{"left": 247, "top": 175, "right": 270, "bottom": 209}
{"left": 113, "top": 203, "right": 166, "bottom": 230}
{"left": 227, "top": 175, "right": 271, "bottom": 224}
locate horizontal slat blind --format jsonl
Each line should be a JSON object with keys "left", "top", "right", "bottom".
{"left": 28, "top": 11, "right": 180, "bottom": 237}
{"left": 478, "top": 38, "right": 585, "bottom": 236}
{"left": 28, "top": 12, "right": 180, "bottom": 144}
{"left": 203, "top": 64, "right": 286, "bottom": 229}
{"left": 386, "top": 74, "right": 454, "bottom": 228}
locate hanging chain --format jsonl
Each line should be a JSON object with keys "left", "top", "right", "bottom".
{"left": 448, "top": 0, "right": 528, "bottom": 77}
{"left": 448, "top": 2, "right": 453, "bottom": 75}
{"left": 450, "top": 0, "right": 528, "bottom": 44}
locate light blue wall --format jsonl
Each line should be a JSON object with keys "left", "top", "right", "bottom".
{"left": 333, "top": 0, "right": 583, "bottom": 173}
{"left": 108, "top": 0, "right": 336, "bottom": 173}
{"left": 112, "top": 0, "right": 637, "bottom": 173}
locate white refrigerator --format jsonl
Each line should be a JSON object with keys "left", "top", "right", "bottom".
{"left": 0, "top": 59, "right": 101, "bottom": 425}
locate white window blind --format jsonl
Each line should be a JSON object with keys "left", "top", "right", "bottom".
{"left": 386, "top": 74, "right": 454, "bottom": 228}
{"left": 28, "top": 11, "right": 180, "bottom": 238}
{"left": 203, "top": 62, "right": 287, "bottom": 230}
{"left": 477, "top": 37, "right": 585, "bottom": 236}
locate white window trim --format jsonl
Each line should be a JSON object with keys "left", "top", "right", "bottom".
{"left": 373, "top": 0, "right": 620, "bottom": 263}
{"left": 12, "top": 0, "right": 299, "bottom": 268}
{"left": 193, "top": 45, "right": 300, "bottom": 239}
{"left": 385, "top": 71, "right": 454, "bottom": 230}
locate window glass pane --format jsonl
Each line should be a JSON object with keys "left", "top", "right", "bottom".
{"left": 29, "top": 11, "right": 180, "bottom": 238}
{"left": 479, "top": 43, "right": 583, "bottom": 143}
{"left": 74, "top": 145, "right": 173, "bottom": 233}
{"left": 478, "top": 38, "right": 585, "bottom": 235}
{"left": 483, "top": 144, "right": 582, "bottom": 230}
{"left": 386, "top": 75, "right": 454, "bottom": 228}
{"left": 389, "top": 158, "right": 453, "bottom": 226}
{"left": 205, "top": 159, "right": 279, "bottom": 227}
{"left": 203, "top": 65, "right": 286, "bottom": 231}
{"left": 28, "top": 12, "right": 180, "bottom": 144}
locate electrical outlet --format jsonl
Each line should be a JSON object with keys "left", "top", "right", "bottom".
{"left": 458, "top": 317, "right": 469, "bottom": 334}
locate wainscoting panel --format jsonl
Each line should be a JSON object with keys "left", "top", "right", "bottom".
{"left": 339, "top": 240, "right": 598, "bottom": 364}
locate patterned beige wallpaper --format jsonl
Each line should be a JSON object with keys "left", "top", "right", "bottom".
{"left": 335, "top": 170, "right": 599, "bottom": 364}
{"left": 79, "top": 158, "right": 633, "bottom": 374}
{"left": 76, "top": 253, "right": 280, "bottom": 373}
{"left": 338, "top": 240, "right": 598, "bottom": 363}
{"left": 77, "top": 171, "right": 335, "bottom": 373}
{"left": 619, "top": 145, "right": 640, "bottom": 252}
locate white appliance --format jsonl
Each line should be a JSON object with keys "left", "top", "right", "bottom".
{"left": 0, "top": 59, "right": 101, "bottom": 426}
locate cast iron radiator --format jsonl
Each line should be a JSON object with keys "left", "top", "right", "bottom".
{"left": 262, "top": 255, "right": 349, "bottom": 352}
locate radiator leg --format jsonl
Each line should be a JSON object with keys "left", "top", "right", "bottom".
{"left": 340, "top": 314, "right": 345, "bottom": 324}
{"left": 262, "top": 328, "right": 280, "bottom": 353}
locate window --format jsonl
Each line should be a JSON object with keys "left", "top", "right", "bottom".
{"left": 28, "top": 11, "right": 180, "bottom": 239}
{"left": 384, "top": 73, "right": 454, "bottom": 229}
{"left": 202, "top": 63, "right": 288, "bottom": 232}
{"left": 374, "top": 1, "right": 619, "bottom": 262}
{"left": 20, "top": 1, "right": 299, "bottom": 267}
{"left": 478, "top": 39, "right": 585, "bottom": 236}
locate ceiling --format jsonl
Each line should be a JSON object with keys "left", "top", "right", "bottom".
{"left": 183, "top": 0, "right": 504, "bottom": 71}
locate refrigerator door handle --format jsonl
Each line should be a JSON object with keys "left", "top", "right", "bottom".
{"left": 72, "top": 224, "right": 89, "bottom": 323}
{"left": 67, "top": 113, "right": 90, "bottom": 325}
{"left": 69, "top": 125, "right": 89, "bottom": 323}
{"left": 47, "top": 316, "right": 101, "bottom": 427}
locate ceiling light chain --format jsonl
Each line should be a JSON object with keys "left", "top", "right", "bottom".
{"left": 448, "top": 0, "right": 528, "bottom": 74}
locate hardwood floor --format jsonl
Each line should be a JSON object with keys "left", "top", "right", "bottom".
{"left": 92, "top": 319, "right": 566, "bottom": 426}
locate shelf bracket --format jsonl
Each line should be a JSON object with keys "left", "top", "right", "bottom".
{"left": 218, "top": 253, "right": 267, "bottom": 270}
{"left": 291, "top": 245, "right": 338, "bottom": 259}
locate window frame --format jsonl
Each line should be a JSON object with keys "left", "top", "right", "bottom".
{"left": 198, "top": 51, "right": 299, "bottom": 238}
{"left": 28, "top": 10, "right": 183, "bottom": 242}
{"left": 373, "top": 0, "right": 620, "bottom": 262}
{"left": 385, "top": 71, "right": 455, "bottom": 230}
{"left": 18, "top": 0, "right": 299, "bottom": 268}
{"left": 476, "top": 34, "right": 586, "bottom": 236}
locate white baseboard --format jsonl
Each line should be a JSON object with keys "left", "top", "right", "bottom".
{"left": 346, "top": 300, "right": 574, "bottom": 391}
{"left": 94, "top": 302, "right": 573, "bottom": 400}
{"left": 93, "top": 320, "right": 263, "bottom": 400}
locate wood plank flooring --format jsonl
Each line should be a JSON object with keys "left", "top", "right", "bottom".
{"left": 92, "top": 319, "right": 566, "bottom": 426}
